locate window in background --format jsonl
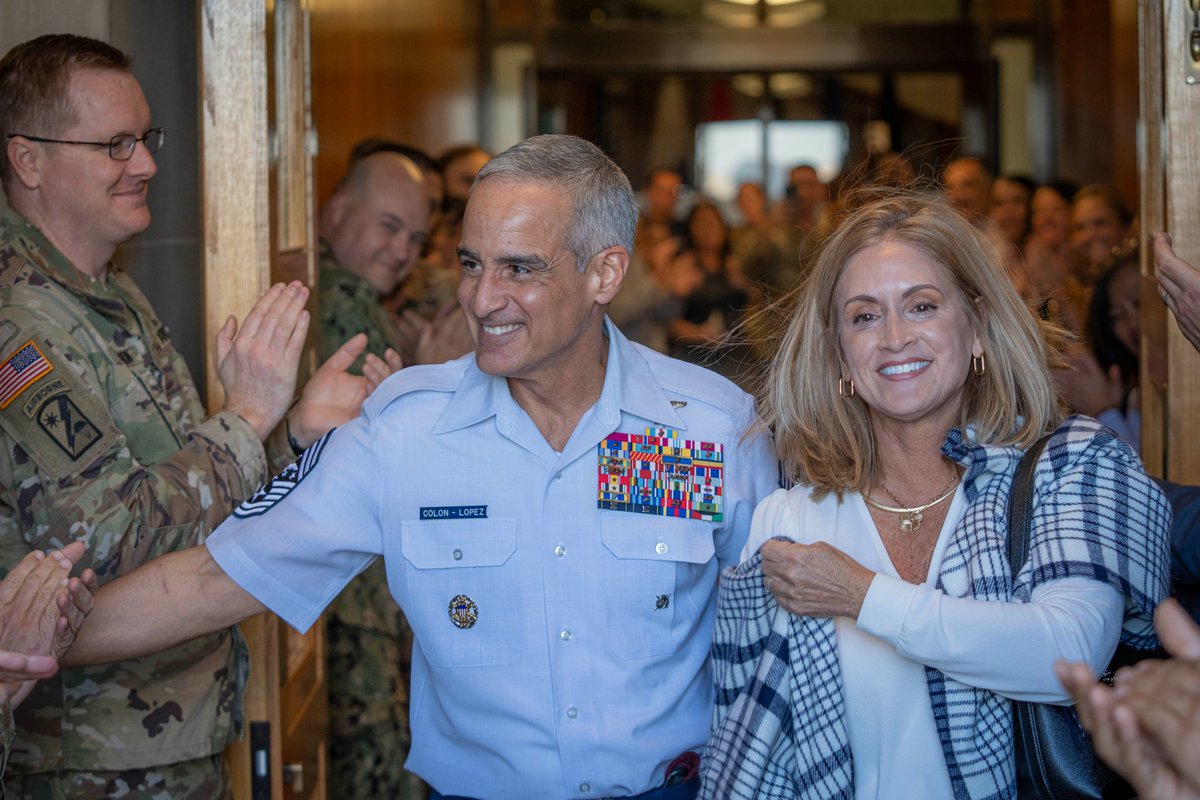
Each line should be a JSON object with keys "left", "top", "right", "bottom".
{"left": 695, "top": 119, "right": 848, "bottom": 203}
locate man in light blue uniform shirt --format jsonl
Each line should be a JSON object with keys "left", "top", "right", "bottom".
{"left": 63, "top": 135, "right": 778, "bottom": 800}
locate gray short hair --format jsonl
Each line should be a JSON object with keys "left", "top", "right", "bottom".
{"left": 474, "top": 135, "right": 637, "bottom": 271}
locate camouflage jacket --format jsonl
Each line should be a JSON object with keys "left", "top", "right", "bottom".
{"left": 316, "top": 243, "right": 405, "bottom": 637}
{"left": 0, "top": 206, "right": 282, "bottom": 772}
{"left": 1, "top": 700, "right": 12, "bottom": 781}
{"left": 317, "top": 241, "right": 402, "bottom": 372}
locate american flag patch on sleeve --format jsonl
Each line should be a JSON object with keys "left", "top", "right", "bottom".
{"left": 232, "top": 428, "right": 334, "bottom": 518}
{"left": 0, "top": 341, "right": 53, "bottom": 409}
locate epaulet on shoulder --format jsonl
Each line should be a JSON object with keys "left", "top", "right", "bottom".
{"left": 363, "top": 359, "right": 469, "bottom": 419}
{"left": 0, "top": 248, "right": 29, "bottom": 289}
{"left": 635, "top": 344, "right": 752, "bottom": 413}
{"left": 0, "top": 301, "right": 39, "bottom": 338}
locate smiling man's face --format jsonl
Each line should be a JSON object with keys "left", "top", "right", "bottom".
{"left": 457, "top": 179, "right": 608, "bottom": 383}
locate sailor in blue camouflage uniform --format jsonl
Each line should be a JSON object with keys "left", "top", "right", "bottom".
{"left": 64, "top": 134, "right": 778, "bottom": 800}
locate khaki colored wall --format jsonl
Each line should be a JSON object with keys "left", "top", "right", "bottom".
{"left": 0, "top": 1, "right": 108, "bottom": 63}
{"left": 0, "top": 1, "right": 110, "bottom": 209}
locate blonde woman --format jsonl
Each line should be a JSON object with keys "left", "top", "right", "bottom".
{"left": 701, "top": 194, "right": 1171, "bottom": 799}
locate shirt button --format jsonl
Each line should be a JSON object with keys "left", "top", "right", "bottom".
{"left": 566, "top": 705, "right": 578, "bottom": 720}
{"left": 452, "top": 548, "right": 463, "bottom": 561}
{"left": 560, "top": 628, "right": 571, "bottom": 641}
{"left": 555, "top": 470, "right": 564, "bottom": 480}
{"left": 655, "top": 542, "right": 668, "bottom": 555}
{"left": 579, "top": 783, "right": 591, "bottom": 793}
{"left": 554, "top": 545, "right": 566, "bottom": 558}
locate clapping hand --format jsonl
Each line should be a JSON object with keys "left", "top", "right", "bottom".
{"left": 0, "top": 542, "right": 97, "bottom": 707}
{"left": 1057, "top": 599, "right": 1200, "bottom": 800}
{"left": 395, "top": 301, "right": 474, "bottom": 367}
{"left": 217, "top": 282, "right": 310, "bottom": 440}
{"left": 1153, "top": 232, "right": 1200, "bottom": 355}
{"left": 285, "top": 333, "right": 403, "bottom": 450}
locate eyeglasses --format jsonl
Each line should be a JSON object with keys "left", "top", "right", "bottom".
{"left": 4, "top": 127, "right": 165, "bottom": 161}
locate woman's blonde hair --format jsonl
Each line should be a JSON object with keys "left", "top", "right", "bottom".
{"left": 760, "top": 191, "right": 1064, "bottom": 496}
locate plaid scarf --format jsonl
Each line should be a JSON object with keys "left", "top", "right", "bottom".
{"left": 701, "top": 416, "right": 1171, "bottom": 799}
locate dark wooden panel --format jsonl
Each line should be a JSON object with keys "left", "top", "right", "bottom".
{"left": 537, "top": 22, "right": 981, "bottom": 75}
{"left": 309, "top": 0, "right": 481, "bottom": 205}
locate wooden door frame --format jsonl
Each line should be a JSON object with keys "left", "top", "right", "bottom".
{"left": 198, "top": 2, "right": 283, "bottom": 798}
{"left": 1139, "top": 0, "right": 1200, "bottom": 483}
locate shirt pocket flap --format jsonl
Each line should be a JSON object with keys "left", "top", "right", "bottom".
{"left": 601, "top": 515, "right": 715, "bottom": 564}
{"left": 400, "top": 518, "right": 517, "bottom": 569}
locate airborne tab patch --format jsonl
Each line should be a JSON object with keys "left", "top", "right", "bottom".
{"left": 0, "top": 341, "right": 53, "bottom": 409}
{"left": 22, "top": 378, "right": 68, "bottom": 418}
{"left": 597, "top": 426, "right": 725, "bottom": 521}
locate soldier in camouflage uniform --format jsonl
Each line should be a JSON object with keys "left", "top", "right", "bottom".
{"left": 317, "top": 151, "right": 431, "bottom": 799}
{"left": 0, "top": 34, "right": 387, "bottom": 798}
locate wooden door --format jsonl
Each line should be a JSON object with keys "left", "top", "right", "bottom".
{"left": 1139, "top": 0, "right": 1200, "bottom": 484}
{"left": 268, "top": 2, "right": 328, "bottom": 798}
{"left": 200, "top": 1, "right": 326, "bottom": 798}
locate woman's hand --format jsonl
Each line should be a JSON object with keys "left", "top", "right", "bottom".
{"left": 760, "top": 539, "right": 874, "bottom": 619}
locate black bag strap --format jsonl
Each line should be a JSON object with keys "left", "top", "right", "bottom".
{"left": 1006, "top": 434, "right": 1053, "bottom": 578}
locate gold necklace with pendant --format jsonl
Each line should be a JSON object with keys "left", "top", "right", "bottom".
{"left": 863, "top": 472, "right": 961, "bottom": 534}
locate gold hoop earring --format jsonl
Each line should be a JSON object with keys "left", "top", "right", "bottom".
{"left": 971, "top": 354, "right": 986, "bottom": 376}
{"left": 838, "top": 378, "right": 855, "bottom": 398}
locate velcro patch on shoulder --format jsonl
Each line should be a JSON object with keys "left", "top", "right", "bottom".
{"left": 0, "top": 321, "right": 16, "bottom": 350}
{"left": 0, "top": 341, "right": 53, "bottom": 409}
{"left": 34, "top": 392, "right": 102, "bottom": 461}
{"left": 233, "top": 428, "right": 334, "bottom": 519}
{"left": 0, "top": 331, "right": 120, "bottom": 481}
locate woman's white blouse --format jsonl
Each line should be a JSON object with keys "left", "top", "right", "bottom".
{"left": 741, "top": 485, "right": 1124, "bottom": 800}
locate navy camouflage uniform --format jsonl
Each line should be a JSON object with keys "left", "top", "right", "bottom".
{"left": 317, "top": 242, "right": 426, "bottom": 799}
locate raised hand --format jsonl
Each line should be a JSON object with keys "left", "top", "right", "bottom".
{"left": 410, "top": 301, "right": 474, "bottom": 366}
{"left": 286, "top": 333, "right": 402, "bottom": 450}
{"left": 217, "top": 282, "right": 311, "bottom": 440}
{"left": 1052, "top": 345, "right": 1125, "bottom": 418}
{"left": 1154, "top": 232, "right": 1200, "bottom": 354}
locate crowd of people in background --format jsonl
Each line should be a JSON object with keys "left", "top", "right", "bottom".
{"left": 3, "top": 29, "right": 1200, "bottom": 800}
{"left": 607, "top": 151, "right": 1145, "bottom": 412}
{"left": 329, "top": 142, "right": 1163, "bottom": 517}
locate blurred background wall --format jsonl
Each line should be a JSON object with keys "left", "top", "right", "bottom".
{"left": 0, "top": 0, "right": 1139, "bottom": 387}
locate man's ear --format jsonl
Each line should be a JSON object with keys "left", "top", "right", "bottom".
{"left": 6, "top": 137, "right": 43, "bottom": 191}
{"left": 591, "top": 246, "right": 629, "bottom": 305}
{"left": 324, "top": 189, "right": 351, "bottom": 231}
